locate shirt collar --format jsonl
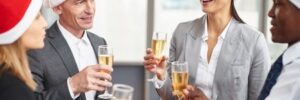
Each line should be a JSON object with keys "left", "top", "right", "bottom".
{"left": 202, "top": 16, "right": 232, "bottom": 41}
{"left": 283, "top": 41, "right": 300, "bottom": 66}
{"left": 57, "top": 21, "right": 90, "bottom": 46}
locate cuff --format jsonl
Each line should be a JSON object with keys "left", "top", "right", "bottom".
{"left": 67, "top": 77, "right": 80, "bottom": 99}
{"left": 154, "top": 74, "right": 167, "bottom": 89}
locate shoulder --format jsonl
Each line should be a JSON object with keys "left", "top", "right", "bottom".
{"left": 175, "top": 16, "right": 205, "bottom": 31}
{"left": 86, "top": 31, "right": 106, "bottom": 41}
{"left": 235, "top": 23, "right": 264, "bottom": 41}
{"left": 172, "top": 16, "right": 205, "bottom": 37}
{"left": 231, "top": 21, "right": 266, "bottom": 49}
{"left": 0, "top": 71, "right": 35, "bottom": 100}
{"left": 87, "top": 32, "right": 106, "bottom": 43}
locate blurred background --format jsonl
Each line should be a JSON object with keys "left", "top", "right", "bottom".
{"left": 41, "top": 0, "right": 286, "bottom": 100}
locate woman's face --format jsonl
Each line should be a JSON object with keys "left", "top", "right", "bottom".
{"left": 200, "top": 0, "right": 232, "bottom": 14}
{"left": 20, "top": 13, "right": 48, "bottom": 49}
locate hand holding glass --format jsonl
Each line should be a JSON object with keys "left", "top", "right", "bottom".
{"left": 147, "top": 32, "right": 167, "bottom": 82}
{"left": 98, "top": 45, "right": 114, "bottom": 99}
{"left": 171, "top": 61, "right": 189, "bottom": 100}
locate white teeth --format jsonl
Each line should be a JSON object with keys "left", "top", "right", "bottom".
{"left": 203, "top": 0, "right": 212, "bottom": 2}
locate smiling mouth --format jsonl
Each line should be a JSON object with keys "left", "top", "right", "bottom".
{"left": 202, "top": 0, "right": 213, "bottom": 4}
{"left": 80, "top": 17, "right": 92, "bottom": 20}
{"left": 270, "top": 20, "right": 277, "bottom": 27}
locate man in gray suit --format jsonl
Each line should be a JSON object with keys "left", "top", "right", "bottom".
{"left": 28, "top": 0, "right": 112, "bottom": 100}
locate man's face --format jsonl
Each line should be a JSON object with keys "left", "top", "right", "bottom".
{"left": 268, "top": 0, "right": 300, "bottom": 45}
{"left": 55, "top": 0, "right": 95, "bottom": 31}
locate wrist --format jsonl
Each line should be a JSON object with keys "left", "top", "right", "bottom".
{"left": 69, "top": 77, "right": 79, "bottom": 95}
{"left": 157, "top": 71, "right": 165, "bottom": 81}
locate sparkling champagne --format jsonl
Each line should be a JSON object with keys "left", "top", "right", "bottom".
{"left": 151, "top": 39, "right": 166, "bottom": 58}
{"left": 98, "top": 55, "right": 113, "bottom": 73}
{"left": 172, "top": 71, "right": 189, "bottom": 97}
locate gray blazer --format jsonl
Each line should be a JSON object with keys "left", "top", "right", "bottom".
{"left": 28, "top": 22, "right": 106, "bottom": 100}
{"left": 157, "top": 15, "right": 270, "bottom": 100}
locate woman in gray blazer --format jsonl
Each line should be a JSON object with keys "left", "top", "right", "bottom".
{"left": 143, "top": 0, "right": 271, "bottom": 100}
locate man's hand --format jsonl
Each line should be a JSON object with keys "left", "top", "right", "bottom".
{"left": 69, "top": 64, "right": 113, "bottom": 95}
{"left": 183, "top": 85, "right": 208, "bottom": 100}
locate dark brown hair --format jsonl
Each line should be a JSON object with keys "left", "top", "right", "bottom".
{"left": 231, "top": 0, "right": 245, "bottom": 23}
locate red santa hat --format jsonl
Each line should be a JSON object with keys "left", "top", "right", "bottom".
{"left": 44, "top": 0, "right": 65, "bottom": 8}
{"left": 290, "top": 0, "right": 300, "bottom": 9}
{"left": 0, "top": 0, "right": 43, "bottom": 44}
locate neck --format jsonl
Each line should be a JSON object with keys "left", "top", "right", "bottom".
{"left": 207, "top": 9, "right": 232, "bottom": 35}
{"left": 59, "top": 20, "right": 84, "bottom": 39}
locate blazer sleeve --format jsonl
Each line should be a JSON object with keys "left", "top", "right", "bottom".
{"left": 155, "top": 22, "right": 186, "bottom": 100}
{"left": 28, "top": 51, "right": 74, "bottom": 100}
{"left": 248, "top": 33, "right": 271, "bottom": 100}
{"left": 155, "top": 35, "right": 176, "bottom": 100}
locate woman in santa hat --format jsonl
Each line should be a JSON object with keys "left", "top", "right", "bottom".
{"left": 0, "top": 0, "right": 48, "bottom": 99}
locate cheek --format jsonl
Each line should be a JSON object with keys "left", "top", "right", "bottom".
{"left": 21, "top": 26, "right": 44, "bottom": 49}
{"left": 20, "top": 33, "right": 34, "bottom": 49}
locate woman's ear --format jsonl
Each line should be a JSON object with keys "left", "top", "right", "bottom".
{"left": 52, "top": 6, "right": 62, "bottom": 15}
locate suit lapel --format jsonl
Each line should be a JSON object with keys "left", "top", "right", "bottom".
{"left": 214, "top": 19, "right": 241, "bottom": 81}
{"left": 87, "top": 32, "right": 107, "bottom": 63}
{"left": 47, "top": 22, "right": 79, "bottom": 76}
{"left": 87, "top": 32, "right": 106, "bottom": 97}
{"left": 185, "top": 16, "right": 206, "bottom": 83}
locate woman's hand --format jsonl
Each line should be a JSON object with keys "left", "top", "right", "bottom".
{"left": 183, "top": 85, "right": 208, "bottom": 100}
{"left": 143, "top": 48, "right": 167, "bottom": 81}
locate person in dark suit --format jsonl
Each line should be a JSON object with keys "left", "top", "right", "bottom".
{"left": 28, "top": 0, "right": 113, "bottom": 100}
{"left": 0, "top": 0, "right": 47, "bottom": 100}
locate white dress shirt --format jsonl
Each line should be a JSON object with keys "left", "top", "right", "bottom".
{"left": 57, "top": 21, "right": 98, "bottom": 100}
{"left": 266, "top": 41, "right": 300, "bottom": 100}
{"left": 155, "top": 17, "right": 233, "bottom": 100}
{"left": 195, "top": 17, "right": 232, "bottom": 99}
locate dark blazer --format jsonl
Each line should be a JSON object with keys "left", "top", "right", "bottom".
{"left": 28, "top": 22, "right": 106, "bottom": 100}
{"left": 0, "top": 65, "right": 35, "bottom": 100}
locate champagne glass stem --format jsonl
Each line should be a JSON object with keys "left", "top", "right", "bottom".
{"left": 98, "top": 79, "right": 113, "bottom": 99}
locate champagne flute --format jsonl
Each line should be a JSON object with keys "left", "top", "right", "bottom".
{"left": 111, "top": 84, "right": 134, "bottom": 100}
{"left": 171, "top": 61, "right": 189, "bottom": 100}
{"left": 98, "top": 45, "right": 114, "bottom": 99}
{"left": 147, "top": 32, "right": 167, "bottom": 82}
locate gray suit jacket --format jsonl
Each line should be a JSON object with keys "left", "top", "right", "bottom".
{"left": 157, "top": 15, "right": 270, "bottom": 100}
{"left": 28, "top": 22, "right": 106, "bottom": 100}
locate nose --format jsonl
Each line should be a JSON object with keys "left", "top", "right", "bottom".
{"left": 85, "top": 0, "right": 95, "bottom": 15}
{"left": 268, "top": 4, "right": 275, "bottom": 18}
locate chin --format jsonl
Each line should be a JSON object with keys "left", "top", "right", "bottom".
{"left": 34, "top": 43, "right": 45, "bottom": 49}
{"left": 202, "top": 8, "right": 213, "bottom": 14}
{"left": 202, "top": 8, "right": 208, "bottom": 13}
{"left": 82, "top": 25, "right": 93, "bottom": 30}
{"left": 272, "top": 37, "right": 286, "bottom": 43}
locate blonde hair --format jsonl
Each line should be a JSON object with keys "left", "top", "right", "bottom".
{"left": 0, "top": 39, "right": 36, "bottom": 90}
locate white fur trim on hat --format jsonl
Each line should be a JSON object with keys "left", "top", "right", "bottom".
{"left": 44, "top": 0, "right": 65, "bottom": 8}
{"left": 290, "top": 0, "right": 300, "bottom": 9}
{"left": 0, "top": 0, "right": 42, "bottom": 44}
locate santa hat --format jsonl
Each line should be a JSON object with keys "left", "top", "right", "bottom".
{"left": 44, "top": 0, "right": 65, "bottom": 8}
{"left": 0, "top": 0, "right": 43, "bottom": 44}
{"left": 290, "top": 0, "right": 300, "bottom": 9}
